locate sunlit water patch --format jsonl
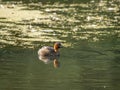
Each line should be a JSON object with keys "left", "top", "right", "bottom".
{"left": 0, "top": 0, "right": 120, "bottom": 48}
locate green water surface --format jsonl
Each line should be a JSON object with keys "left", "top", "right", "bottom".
{"left": 0, "top": 0, "right": 120, "bottom": 90}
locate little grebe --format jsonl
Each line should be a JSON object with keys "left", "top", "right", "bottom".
{"left": 38, "top": 42, "right": 62, "bottom": 58}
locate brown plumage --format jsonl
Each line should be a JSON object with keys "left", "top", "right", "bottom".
{"left": 38, "top": 42, "right": 62, "bottom": 59}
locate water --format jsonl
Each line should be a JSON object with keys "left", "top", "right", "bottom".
{"left": 0, "top": 0, "right": 120, "bottom": 90}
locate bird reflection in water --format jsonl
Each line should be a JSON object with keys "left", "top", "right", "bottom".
{"left": 38, "top": 42, "right": 62, "bottom": 68}
{"left": 38, "top": 55, "right": 60, "bottom": 68}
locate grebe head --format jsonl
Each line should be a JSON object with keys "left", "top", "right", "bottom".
{"left": 54, "top": 42, "right": 62, "bottom": 52}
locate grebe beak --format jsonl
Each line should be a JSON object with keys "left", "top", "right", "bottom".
{"left": 59, "top": 45, "right": 63, "bottom": 48}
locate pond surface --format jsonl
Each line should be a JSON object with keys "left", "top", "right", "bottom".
{"left": 0, "top": 0, "right": 120, "bottom": 90}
